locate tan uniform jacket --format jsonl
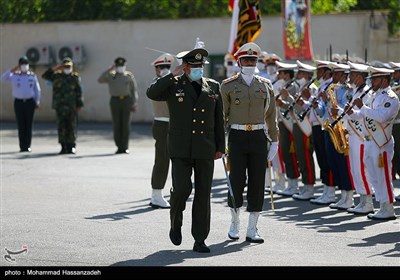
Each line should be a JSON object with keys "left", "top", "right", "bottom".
{"left": 220, "top": 74, "right": 278, "bottom": 142}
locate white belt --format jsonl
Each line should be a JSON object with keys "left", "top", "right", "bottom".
{"left": 231, "top": 124, "right": 265, "bottom": 131}
{"left": 154, "top": 117, "right": 169, "bottom": 122}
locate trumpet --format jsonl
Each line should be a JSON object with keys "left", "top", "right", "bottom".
{"left": 282, "top": 78, "right": 316, "bottom": 118}
{"left": 329, "top": 87, "right": 373, "bottom": 128}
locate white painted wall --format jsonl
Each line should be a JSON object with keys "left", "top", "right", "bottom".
{"left": 0, "top": 12, "right": 397, "bottom": 122}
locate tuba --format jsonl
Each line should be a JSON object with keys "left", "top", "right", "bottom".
{"left": 323, "top": 83, "right": 349, "bottom": 155}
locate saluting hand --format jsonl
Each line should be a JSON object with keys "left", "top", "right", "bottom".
{"left": 173, "top": 63, "right": 186, "bottom": 76}
{"left": 11, "top": 65, "right": 19, "bottom": 72}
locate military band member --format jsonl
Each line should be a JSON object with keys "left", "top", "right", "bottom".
{"left": 98, "top": 57, "right": 138, "bottom": 154}
{"left": 147, "top": 47, "right": 225, "bottom": 253}
{"left": 221, "top": 42, "right": 278, "bottom": 243}
{"left": 275, "top": 61, "right": 301, "bottom": 197}
{"left": 388, "top": 62, "right": 400, "bottom": 185}
{"left": 343, "top": 62, "right": 375, "bottom": 214}
{"left": 316, "top": 63, "right": 354, "bottom": 210}
{"left": 285, "top": 61, "right": 317, "bottom": 201}
{"left": 148, "top": 53, "right": 175, "bottom": 209}
{"left": 1, "top": 56, "right": 41, "bottom": 152}
{"left": 353, "top": 67, "right": 399, "bottom": 220}
{"left": 42, "top": 57, "right": 83, "bottom": 154}
{"left": 308, "top": 60, "right": 337, "bottom": 205}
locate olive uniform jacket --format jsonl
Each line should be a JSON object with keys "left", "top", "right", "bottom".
{"left": 147, "top": 73, "right": 225, "bottom": 160}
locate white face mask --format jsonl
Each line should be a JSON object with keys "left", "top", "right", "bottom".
{"left": 267, "top": 65, "right": 277, "bottom": 75}
{"left": 63, "top": 68, "right": 72, "bottom": 75}
{"left": 159, "top": 68, "right": 170, "bottom": 77}
{"left": 256, "top": 62, "right": 265, "bottom": 72}
{"left": 241, "top": 66, "right": 256, "bottom": 76}
{"left": 116, "top": 66, "right": 126, "bottom": 73}
{"left": 20, "top": 64, "right": 29, "bottom": 72}
{"left": 296, "top": 77, "right": 307, "bottom": 88}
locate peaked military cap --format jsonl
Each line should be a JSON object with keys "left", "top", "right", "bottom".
{"left": 114, "top": 57, "right": 126, "bottom": 66}
{"left": 329, "top": 62, "right": 350, "bottom": 72}
{"left": 347, "top": 61, "right": 369, "bottom": 73}
{"left": 234, "top": 42, "right": 261, "bottom": 59}
{"left": 296, "top": 60, "right": 316, "bottom": 73}
{"left": 18, "top": 56, "right": 29, "bottom": 65}
{"left": 314, "top": 60, "right": 331, "bottom": 69}
{"left": 62, "top": 57, "right": 73, "bottom": 66}
{"left": 275, "top": 61, "right": 297, "bottom": 71}
{"left": 367, "top": 66, "right": 394, "bottom": 79}
{"left": 264, "top": 53, "right": 282, "bottom": 65}
{"left": 389, "top": 61, "right": 400, "bottom": 71}
{"left": 151, "top": 53, "right": 174, "bottom": 67}
{"left": 176, "top": 48, "right": 208, "bottom": 65}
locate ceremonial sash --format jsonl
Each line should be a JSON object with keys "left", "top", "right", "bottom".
{"left": 364, "top": 117, "right": 392, "bottom": 147}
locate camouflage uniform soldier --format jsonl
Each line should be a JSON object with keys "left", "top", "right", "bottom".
{"left": 42, "top": 57, "right": 83, "bottom": 154}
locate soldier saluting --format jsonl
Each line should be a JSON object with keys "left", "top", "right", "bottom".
{"left": 42, "top": 57, "right": 83, "bottom": 154}
{"left": 146, "top": 47, "right": 225, "bottom": 253}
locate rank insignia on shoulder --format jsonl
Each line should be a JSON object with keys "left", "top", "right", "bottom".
{"left": 234, "top": 98, "right": 240, "bottom": 105}
{"left": 384, "top": 102, "right": 391, "bottom": 108}
{"left": 222, "top": 74, "right": 239, "bottom": 84}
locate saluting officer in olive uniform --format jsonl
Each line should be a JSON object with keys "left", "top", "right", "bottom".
{"left": 98, "top": 57, "right": 138, "bottom": 154}
{"left": 147, "top": 47, "right": 225, "bottom": 253}
{"left": 42, "top": 57, "right": 83, "bottom": 154}
{"left": 221, "top": 43, "right": 279, "bottom": 244}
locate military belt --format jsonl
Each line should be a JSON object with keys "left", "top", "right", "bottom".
{"left": 231, "top": 124, "right": 265, "bottom": 131}
{"left": 15, "top": 97, "right": 34, "bottom": 102}
{"left": 112, "top": 95, "right": 130, "bottom": 100}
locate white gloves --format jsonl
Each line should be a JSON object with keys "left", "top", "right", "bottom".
{"left": 267, "top": 141, "right": 279, "bottom": 161}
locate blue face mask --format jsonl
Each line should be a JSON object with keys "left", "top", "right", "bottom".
{"left": 189, "top": 68, "right": 203, "bottom": 81}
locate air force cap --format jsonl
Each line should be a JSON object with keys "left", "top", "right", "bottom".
{"left": 367, "top": 66, "right": 394, "bottom": 79}
{"left": 296, "top": 60, "right": 316, "bottom": 73}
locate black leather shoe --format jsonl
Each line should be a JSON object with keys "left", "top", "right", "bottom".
{"left": 169, "top": 228, "right": 182, "bottom": 246}
{"left": 193, "top": 241, "right": 210, "bottom": 253}
{"left": 20, "top": 147, "right": 31, "bottom": 152}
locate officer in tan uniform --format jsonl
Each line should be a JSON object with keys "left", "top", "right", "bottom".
{"left": 148, "top": 53, "right": 174, "bottom": 209}
{"left": 147, "top": 47, "right": 225, "bottom": 253}
{"left": 221, "top": 42, "right": 278, "bottom": 244}
{"left": 98, "top": 57, "right": 138, "bottom": 154}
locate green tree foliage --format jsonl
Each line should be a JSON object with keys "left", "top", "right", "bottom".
{"left": 0, "top": 0, "right": 398, "bottom": 35}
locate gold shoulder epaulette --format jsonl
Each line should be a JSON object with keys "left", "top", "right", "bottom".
{"left": 126, "top": 71, "right": 134, "bottom": 77}
{"left": 255, "top": 76, "right": 271, "bottom": 84}
{"left": 222, "top": 74, "right": 239, "bottom": 84}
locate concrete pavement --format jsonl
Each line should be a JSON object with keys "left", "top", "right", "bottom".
{"left": 1, "top": 122, "right": 399, "bottom": 267}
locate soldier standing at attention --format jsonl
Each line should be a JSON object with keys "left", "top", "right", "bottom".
{"left": 147, "top": 47, "right": 225, "bottom": 253}
{"left": 148, "top": 53, "right": 175, "bottom": 209}
{"left": 42, "top": 57, "right": 83, "bottom": 154}
{"left": 221, "top": 42, "right": 279, "bottom": 244}
{"left": 353, "top": 66, "right": 399, "bottom": 220}
{"left": 98, "top": 57, "right": 138, "bottom": 154}
{"left": 1, "top": 56, "right": 41, "bottom": 152}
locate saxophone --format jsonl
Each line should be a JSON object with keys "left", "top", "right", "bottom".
{"left": 323, "top": 83, "right": 349, "bottom": 155}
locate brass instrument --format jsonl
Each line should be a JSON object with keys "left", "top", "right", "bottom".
{"left": 323, "top": 83, "right": 349, "bottom": 154}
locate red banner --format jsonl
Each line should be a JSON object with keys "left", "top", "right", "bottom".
{"left": 228, "top": 0, "right": 262, "bottom": 57}
{"left": 282, "top": 0, "right": 313, "bottom": 60}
